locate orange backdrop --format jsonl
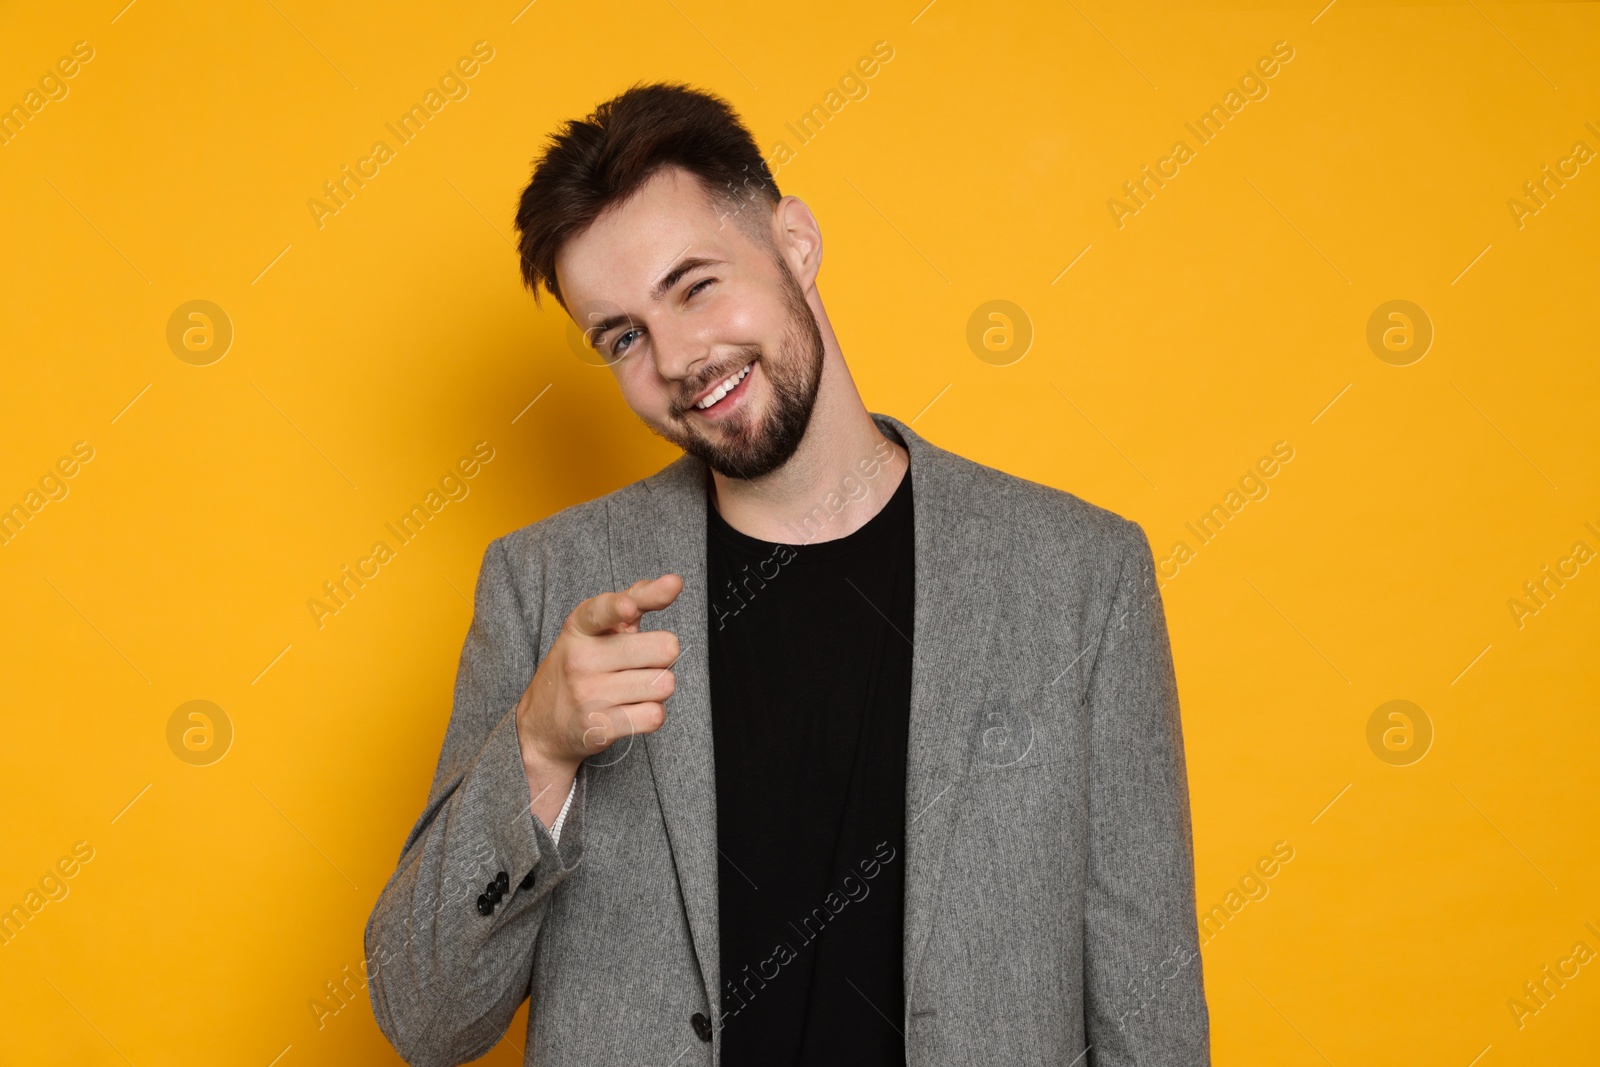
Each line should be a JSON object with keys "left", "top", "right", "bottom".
{"left": 2, "top": 1, "right": 1597, "bottom": 1063}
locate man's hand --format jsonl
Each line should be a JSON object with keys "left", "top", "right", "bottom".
{"left": 514, "top": 574, "right": 683, "bottom": 827}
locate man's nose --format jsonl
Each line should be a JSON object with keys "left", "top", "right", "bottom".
{"left": 649, "top": 316, "right": 714, "bottom": 388}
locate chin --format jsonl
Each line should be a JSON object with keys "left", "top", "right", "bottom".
{"left": 648, "top": 397, "right": 805, "bottom": 481}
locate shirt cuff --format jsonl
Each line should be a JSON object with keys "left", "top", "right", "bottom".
{"left": 548, "top": 775, "right": 578, "bottom": 845}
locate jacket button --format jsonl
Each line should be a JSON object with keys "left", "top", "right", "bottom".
{"left": 691, "top": 1012, "right": 713, "bottom": 1042}
{"left": 495, "top": 870, "right": 510, "bottom": 893}
{"left": 520, "top": 870, "right": 535, "bottom": 890}
{"left": 476, "top": 894, "right": 494, "bottom": 916}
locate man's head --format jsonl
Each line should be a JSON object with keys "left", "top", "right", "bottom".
{"left": 514, "top": 83, "right": 827, "bottom": 480}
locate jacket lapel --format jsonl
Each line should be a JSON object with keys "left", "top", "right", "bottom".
{"left": 602, "top": 414, "right": 993, "bottom": 1016}
{"left": 875, "top": 415, "right": 997, "bottom": 1003}
{"left": 604, "top": 452, "right": 723, "bottom": 1005}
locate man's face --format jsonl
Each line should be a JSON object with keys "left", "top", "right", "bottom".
{"left": 553, "top": 166, "right": 825, "bottom": 480}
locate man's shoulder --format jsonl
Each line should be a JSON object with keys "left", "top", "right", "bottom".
{"left": 918, "top": 433, "right": 1146, "bottom": 566}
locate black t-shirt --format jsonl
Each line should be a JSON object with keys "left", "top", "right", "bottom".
{"left": 706, "top": 466, "right": 914, "bottom": 1066}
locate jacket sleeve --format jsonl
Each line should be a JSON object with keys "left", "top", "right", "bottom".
{"left": 1081, "top": 521, "right": 1211, "bottom": 1065}
{"left": 364, "top": 535, "right": 588, "bottom": 1066}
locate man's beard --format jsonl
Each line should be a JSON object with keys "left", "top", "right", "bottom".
{"left": 649, "top": 267, "right": 824, "bottom": 481}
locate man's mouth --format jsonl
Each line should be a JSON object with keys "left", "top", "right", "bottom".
{"left": 691, "top": 361, "right": 754, "bottom": 412}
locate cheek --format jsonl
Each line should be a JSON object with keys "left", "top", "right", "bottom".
{"left": 615, "top": 361, "right": 668, "bottom": 411}
{"left": 622, "top": 350, "right": 705, "bottom": 420}
{"left": 708, "top": 303, "right": 765, "bottom": 345}
{"left": 716, "top": 284, "right": 790, "bottom": 344}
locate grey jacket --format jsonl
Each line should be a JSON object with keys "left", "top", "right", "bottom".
{"left": 365, "top": 412, "right": 1211, "bottom": 1066}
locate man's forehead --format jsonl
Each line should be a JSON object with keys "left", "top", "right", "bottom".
{"left": 555, "top": 168, "right": 736, "bottom": 309}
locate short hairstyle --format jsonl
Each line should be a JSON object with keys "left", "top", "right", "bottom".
{"left": 514, "top": 82, "right": 781, "bottom": 308}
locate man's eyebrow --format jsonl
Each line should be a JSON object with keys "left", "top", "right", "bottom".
{"left": 582, "top": 312, "right": 633, "bottom": 340}
{"left": 583, "top": 256, "right": 725, "bottom": 342}
{"left": 651, "top": 256, "right": 723, "bottom": 301}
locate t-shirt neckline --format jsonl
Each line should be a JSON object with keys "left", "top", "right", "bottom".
{"left": 707, "top": 464, "right": 912, "bottom": 562}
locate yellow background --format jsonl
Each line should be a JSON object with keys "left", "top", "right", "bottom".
{"left": 2, "top": 0, "right": 1597, "bottom": 1062}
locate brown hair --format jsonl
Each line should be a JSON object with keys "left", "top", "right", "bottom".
{"left": 514, "top": 82, "right": 780, "bottom": 308}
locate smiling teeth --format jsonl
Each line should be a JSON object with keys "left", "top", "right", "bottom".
{"left": 695, "top": 363, "right": 752, "bottom": 409}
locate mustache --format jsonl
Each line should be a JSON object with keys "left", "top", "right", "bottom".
{"left": 674, "top": 349, "right": 761, "bottom": 413}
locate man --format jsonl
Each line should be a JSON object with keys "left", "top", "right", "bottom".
{"left": 365, "top": 83, "right": 1210, "bottom": 1066}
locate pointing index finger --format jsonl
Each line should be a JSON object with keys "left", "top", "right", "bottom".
{"left": 569, "top": 574, "right": 683, "bottom": 637}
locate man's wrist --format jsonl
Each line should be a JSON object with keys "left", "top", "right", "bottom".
{"left": 521, "top": 740, "right": 580, "bottom": 827}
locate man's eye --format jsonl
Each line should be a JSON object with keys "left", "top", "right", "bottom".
{"left": 611, "top": 328, "right": 642, "bottom": 358}
{"left": 687, "top": 278, "right": 714, "bottom": 298}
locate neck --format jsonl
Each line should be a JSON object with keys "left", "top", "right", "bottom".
{"left": 707, "top": 305, "right": 908, "bottom": 545}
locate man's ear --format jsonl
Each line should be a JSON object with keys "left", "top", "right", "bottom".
{"left": 771, "top": 195, "right": 823, "bottom": 289}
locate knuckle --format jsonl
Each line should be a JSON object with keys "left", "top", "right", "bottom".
{"left": 579, "top": 709, "right": 612, "bottom": 745}
{"left": 638, "top": 703, "right": 667, "bottom": 732}
{"left": 569, "top": 677, "right": 603, "bottom": 707}
{"left": 615, "top": 704, "right": 646, "bottom": 733}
